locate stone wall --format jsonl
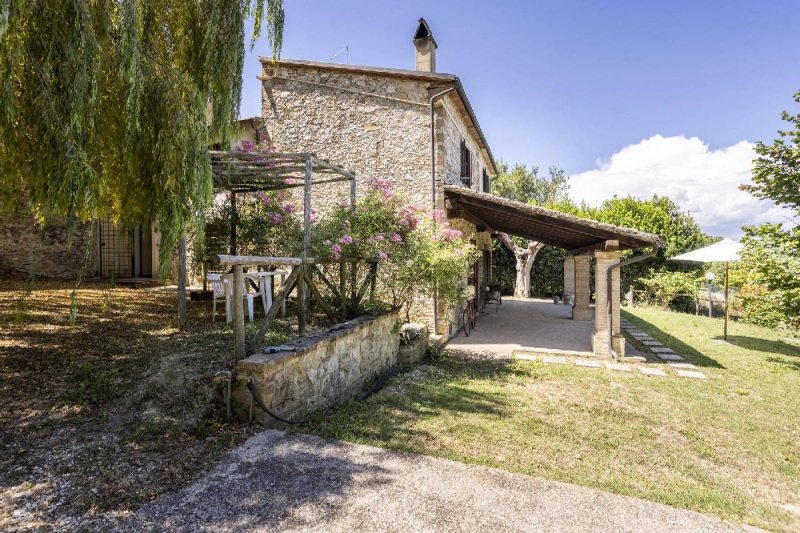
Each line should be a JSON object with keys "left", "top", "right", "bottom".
{"left": 232, "top": 310, "right": 401, "bottom": 425}
{"left": 263, "top": 65, "right": 434, "bottom": 212}
{"left": 0, "top": 214, "right": 93, "bottom": 279}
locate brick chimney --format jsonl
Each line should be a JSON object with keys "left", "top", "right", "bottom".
{"left": 413, "top": 18, "right": 437, "bottom": 72}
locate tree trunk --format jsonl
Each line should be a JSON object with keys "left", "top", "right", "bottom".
{"left": 499, "top": 232, "right": 544, "bottom": 298}
{"left": 177, "top": 236, "right": 188, "bottom": 332}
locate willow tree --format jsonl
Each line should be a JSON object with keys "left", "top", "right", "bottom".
{"left": 0, "top": 0, "right": 284, "bottom": 327}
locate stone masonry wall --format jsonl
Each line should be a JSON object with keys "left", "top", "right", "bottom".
{"left": 0, "top": 214, "right": 93, "bottom": 279}
{"left": 232, "top": 310, "right": 400, "bottom": 425}
{"left": 263, "top": 65, "right": 434, "bottom": 212}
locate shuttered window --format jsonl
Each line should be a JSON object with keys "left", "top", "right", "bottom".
{"left": 460, "top": 139, "right": 472, "bottom": 187}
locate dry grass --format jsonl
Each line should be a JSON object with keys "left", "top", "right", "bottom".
{"left": 0, "top": 280, "right": 257, "bottom": 531}
{"left": 299, "top": 309, "right": 800, "bottom": 532}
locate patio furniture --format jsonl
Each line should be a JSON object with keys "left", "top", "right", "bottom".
{"left": 246, "top": 271, "right": 287, "bottom": 318}
{"left": 207, "top": 273, "right": 264, "bottom": 323}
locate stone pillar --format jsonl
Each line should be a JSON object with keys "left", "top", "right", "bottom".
{"left": 563, "top": 255, "right": 575, "bottom": 305}
{"left": 591, "top": 250, "right": 625, "bottom": 356}
{"left": 572, "top": 255, "right": 592, "bottom": 320}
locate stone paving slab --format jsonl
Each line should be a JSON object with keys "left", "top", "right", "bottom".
{"left": 541, "top": 355, "right": 568, "bottom": 364}
{"left": 640, "top": 367, "right": 668, "bottom": 377}
{"left": 120, "top": 430, "right": 750, "bottom": 532}
{"left": 575, "top": 359, "right": 602, "bottom": 368}
{"left": 640, "top": 340, "right": 663, "bottom": 346}
{"left": 668, "top": 362, "right": 697, "bottom": 369}
{"left": 676, "top": 369, "right": 708, "bottom": 379}
{"left": 651, "top": 347, "right": 676, "bottom": 353}
{"left": 514, "top": 353, "right": 537, "bottom": 361}
{"left": 656, "top": 353, "right": 685, "bottom": 362}
{"left": 605, "top": 362, "right": 632, "bottom": 372}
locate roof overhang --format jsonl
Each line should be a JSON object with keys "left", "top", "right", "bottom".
{"left": 444, "top": 186, "right": 662, "bottom": 253}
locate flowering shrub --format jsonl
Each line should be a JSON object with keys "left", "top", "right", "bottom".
{"left": 313, "top": 178, "right": 476, "bottom": 318}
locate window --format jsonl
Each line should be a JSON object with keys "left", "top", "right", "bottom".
{"left": 460, "top": 139, "right": 472, "bottom": 187}
{"left": 482, "top": 168, "right": 490, "bottom": 194}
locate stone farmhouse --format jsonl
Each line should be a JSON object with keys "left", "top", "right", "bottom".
{"left": 242, "top": 18, "right": 661, "bottom": 352}
{"left": 245, "top": 18, "right": 498, "bottom": 336}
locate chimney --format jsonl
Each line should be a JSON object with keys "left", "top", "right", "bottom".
{"left": 413, "top": 18, "right": 437, "bottom": 72}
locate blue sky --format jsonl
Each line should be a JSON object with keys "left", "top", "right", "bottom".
{"left": 240, "top": 0, "right": 799, "bottom": 237}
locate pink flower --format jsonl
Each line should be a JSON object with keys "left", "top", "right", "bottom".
{"left": 391, "top": 233, "right": 403, "bottom": 243}
{"left": 283, "top": 203, "right": 295, "bottom": 214}
{"left": 256, "top": 191, "right": 270, "bottom": 205}
{"left": 238, "top": 140, "right": 255, "bottom": 152}
{"left": 378, "top": 251, "right": 388, "bottom": 261}
{"left": 439, "top": 228, "right": 463, "bottom": 243}
{"left": 277, "top": 191, "right": 287, "bottom": 202}
{"left": 375, "top": 235, "right": 385, "bottom": 242}
{"left": 432, "top": 209, "right": 446, "bottom": 223}
{"left": 270, "top": 214, "right": 283, "bottom": 224}
{"left": 331, "top": 244, "right": 342, "bottom": 260}
{"left": 339, "top": 235, "right": 354, "bottom": 245}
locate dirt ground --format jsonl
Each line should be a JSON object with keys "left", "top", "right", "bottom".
{"left": 0, "top": 280, "right": 259, "bottom": 531}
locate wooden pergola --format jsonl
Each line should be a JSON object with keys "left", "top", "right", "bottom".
{"left": 178, "top": 151, "right": 356, "bottom": 340}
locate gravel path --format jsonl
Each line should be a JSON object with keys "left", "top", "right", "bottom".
{"left": 119, "top": 430, "right": 759, "bottom": 532}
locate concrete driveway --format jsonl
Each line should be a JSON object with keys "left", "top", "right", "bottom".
{"left": 119, "top": 430, "right": 757, "bottom": 532}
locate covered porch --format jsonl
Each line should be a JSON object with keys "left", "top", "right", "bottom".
{"left": 444, "top": 186, "right": 662, "bottom": 358}
{"left": 447, "top": 297, "right": 643, "bottom": 359}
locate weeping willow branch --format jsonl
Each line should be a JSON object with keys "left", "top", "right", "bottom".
{"left": 0, "top": 0, "right": 285, "bottom": 277}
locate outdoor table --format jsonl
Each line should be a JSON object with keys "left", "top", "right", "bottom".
{"left": 246, "top": 271, "right": 287, "bottom": 317}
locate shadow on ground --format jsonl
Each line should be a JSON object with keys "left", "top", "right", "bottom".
{"left": 622, "top": 311, "right": 725, "bottom": 369}
{"left": 118, "top": 431, "right": 392, "bottom": 532}
{"left": 720, "top": 336, "right": 800, "bottom": 358}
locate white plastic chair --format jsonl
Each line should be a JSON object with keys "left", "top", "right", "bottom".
{"left": 208, "top": 273, "right": 263, "bottom": 323}
{"left": 207, "top": 274, "right": 229, "bottom": 322}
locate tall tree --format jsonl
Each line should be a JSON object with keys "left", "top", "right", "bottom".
{"left": 0, "top": 0, "right": 285, "bottom": 271}
{"left": 493, "top": 161, "right": 569, "bottom": 297}
{"left": 738, "top": 91, "right": 800, "bottom": 328}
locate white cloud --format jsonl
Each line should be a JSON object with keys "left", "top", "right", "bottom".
{"left": 569, "top": 135, "right": 792, "bottom": 238}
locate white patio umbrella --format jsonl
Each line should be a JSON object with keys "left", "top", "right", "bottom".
{"left": 671, "top": 238, "right": 744, "bottom": 340}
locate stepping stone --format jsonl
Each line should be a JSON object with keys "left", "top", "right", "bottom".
{"left": 575, "top": 359, "right": 602, "bottom": 368}
{"left": 651, "top": 347, "right": 675, "bottom": 353}
{"left": 639, "top": 367, "right": 668, "bottom": 377}
{"left": 622, "top": 355, "right": 647, "bottom": 363}
{"left": 676, "top": 369, "right": 707, "bottom": 379}
{"left": 668, "top": 362, "right": 696, "bottom": 369}
{"left": 625, "top": 328, "right": 644, "bottom": 334}
{"left": 630, "top": 335, "right": 653, "bottom": 341}
{"left": 605, "top": 362, "right": 631, "bottom": 372}
{"left": 656, "top": 352, "right": 684, "bottom": 362}
{"left": 640, "top": 340, "right": 662, "bottom": 346}
{"left": 541, "top": 355, "right": 567, "bottom": 364}
{"left": 515, "top": 353, "right": 537, "bottom": 361}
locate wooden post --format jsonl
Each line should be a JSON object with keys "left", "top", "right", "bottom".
{"left": 297, "top": 267, "right": 306, "bottom": 336}
{"left": 724, "top": 261, "right": 729, "bottom": 341}
{"left": 177, "top": 236, "right": 188, "bottom": 332}
{"left": 232, "top": 264, "right": 246, "bottom": 361}
{"left": 339, "top": 261, "right": 347, "bottom": 321}
{"left": 299, "top": 158, "right": 313, "bottom": 337}
{"left": 230, "top": 191, "right": 237, "bottom": 255}
{"left": 369, "top": 262, "right": 377, "bottom": 304}
{"left": 350, "top": 176, "right": 356, "bottom": 211}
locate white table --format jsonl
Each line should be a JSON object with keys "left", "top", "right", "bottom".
{"left": 246, "top": 271, "right": 287, "bottom": 317}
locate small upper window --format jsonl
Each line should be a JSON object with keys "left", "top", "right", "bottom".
{"left": 460, "top": 139, "right": 472, "bottom": 187}
{"left": 482, "top": 169, "right": 490, "bottom": 193}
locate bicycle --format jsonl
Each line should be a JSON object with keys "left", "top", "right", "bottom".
{"left": 461, "top": 285, "right": 477, "bottom": 336}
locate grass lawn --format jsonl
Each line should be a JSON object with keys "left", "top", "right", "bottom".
{"left": 298, "top": 308, "right": 800, "bottom": 532}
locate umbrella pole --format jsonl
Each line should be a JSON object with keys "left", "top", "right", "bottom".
{"left": 724, "top": 261, "right": 729, "bottom": 341}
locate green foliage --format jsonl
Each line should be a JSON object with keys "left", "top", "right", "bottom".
{"left": 586, "top": 195, "right": 713, "bottom": 292}
{"left": 313, "top": 178, "right": 477, "bottom": 319}
{"left": 742, "top": 91, "right": 800, "bottom": 216}
{"left": 738, "top": 223, "right": 800, "bottom": 329}
{"left": 637, "top": 271, "right": 699, "bottom": 310}
{"left": 0, "top": 1, "right": 285, "bottom": 275}
{"left": 530, "top": 246, "right": 566, "bottom": 296}
{"left": 493, "top": 161, "right": 570, "bottom": 206}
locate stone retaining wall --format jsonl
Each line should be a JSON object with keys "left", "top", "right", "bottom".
{"left": 232, "top": 309, "right": 401, "bottom": 425}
